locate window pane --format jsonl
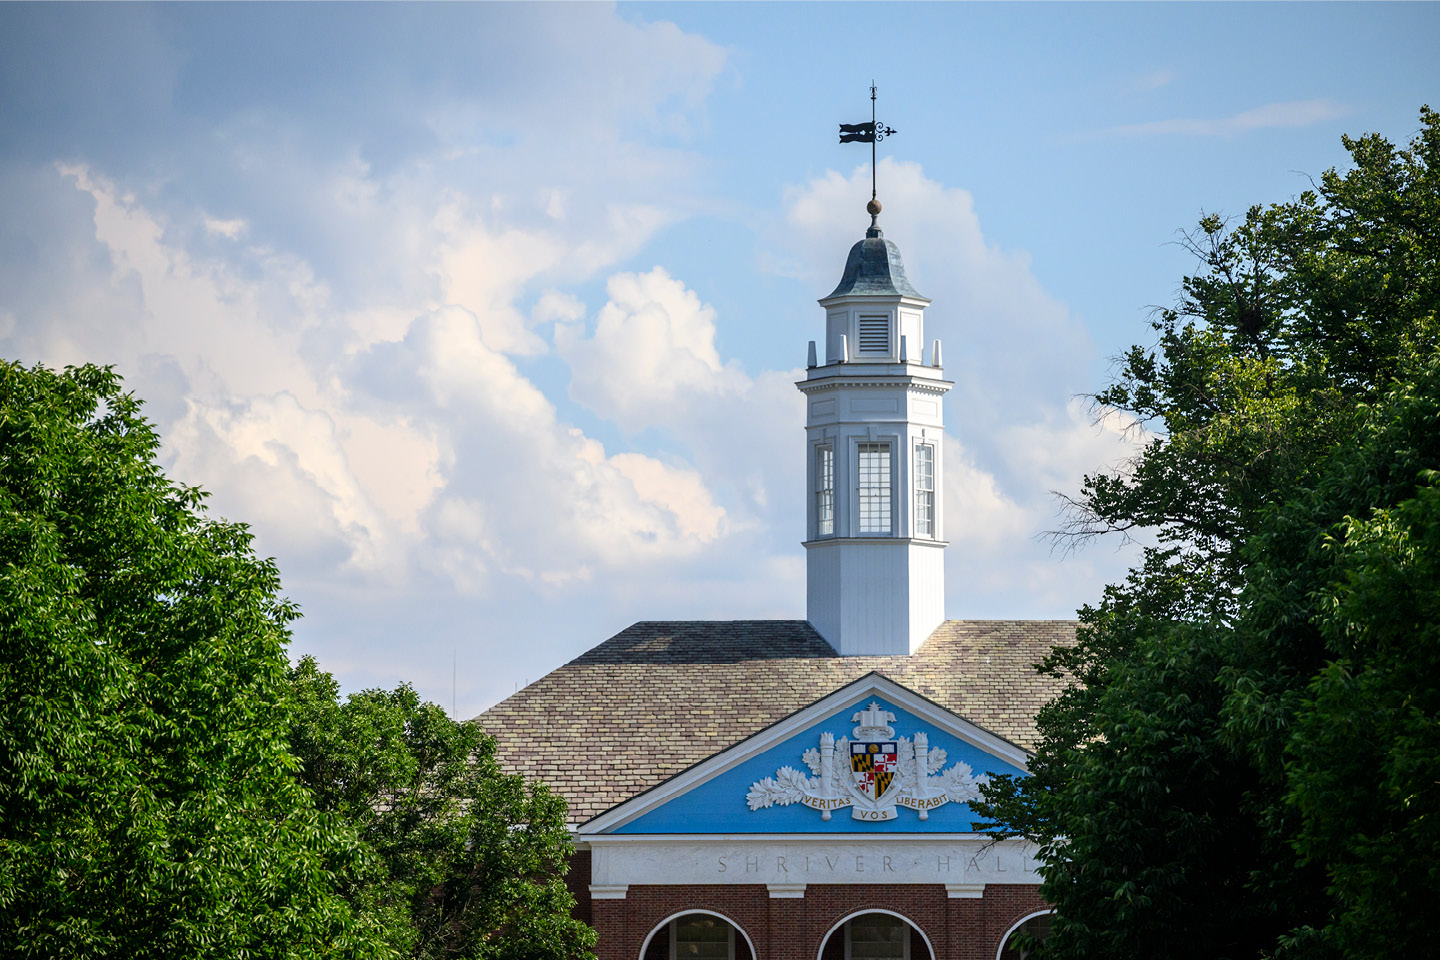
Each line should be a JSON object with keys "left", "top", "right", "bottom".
{"left": 857, "top": 443, "right": 891, "bottom": 534}
{"left": 998, "top": 914, "right": 1052, "bottom": 960}
{"left": 816, "top": 446, "right": 834, "bottom": 536}
{"left": 914, "top": 444, "right": 934, "bottom": 537}
{"left": 848, "top": 915, "right": 908, "bottom": 960}
{"left": 675, "top": 916, "right": 731, "bottom": 960}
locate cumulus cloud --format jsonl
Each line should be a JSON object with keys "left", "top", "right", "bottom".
{"left": 557, "top": 266, "right": 748, "bottom": 429}
{"left": 555, "top": 265, "right": 806, "bottom": 532}
{"left": 119, "top": 168, "right": 727, "bottom": 586}
{"left": 0, "top": 2, "right": 759, "bottom": 716}
{"left": 353, "top": 303, "right": 730, "bottom": 584}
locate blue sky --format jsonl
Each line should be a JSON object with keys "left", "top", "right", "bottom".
{"left": 2, "top": 3, "right": 1435, "bottom": 716}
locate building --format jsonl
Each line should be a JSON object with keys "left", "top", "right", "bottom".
{"left": 479, "top": 200, "right": 1072, "bottom": 960}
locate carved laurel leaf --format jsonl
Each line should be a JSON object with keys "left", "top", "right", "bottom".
{"left": 926, "top": 748, "right": 947, "bottom": 774}
{"left": 746, "top": 777, "right": 783, "bottom": 810}
{"left": 801, "top": 748, "right": 822, "bottom": 776}
{"left": 940, "top": 761, "right": 988, "bottom": 802}
{"left": 746, "top": 766, "right": 814, "bottom": 810}
{"left": 774, "top": 765, "right": 814, "bottom": 795}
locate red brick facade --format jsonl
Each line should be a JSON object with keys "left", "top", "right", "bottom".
{"left": 567, "top": 850, "right": 1047, "bottom": 960}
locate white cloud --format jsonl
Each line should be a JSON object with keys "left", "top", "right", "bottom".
{"left": 554, "top": 266, "right": 807, "bottom": 538}
{"left": 0, "top": 4, "right": 760, "bottom": 715}
{"left": 531, "top": 290, "right": 586, "bottom": 328}
{"left": 943, "top": 433, "right": 1032, "bottom": 551}
{"left": 557, "top": 266, "right": 749, "bottom": 429}
{"left": 33, "top": 164, "right": 733, "bottom": 600}
{"left": 203, "top": 216, "right": 247, "bottom": 239}
{"left": 1102, "top": 98, "right": 1349, "bottom": 137}
{"left": 1003, "top": 398, "right": 1150, "bottom": 500}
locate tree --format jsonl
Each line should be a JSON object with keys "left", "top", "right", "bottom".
{"left": 285, "top": 657, "right": 596, "bottom": 960}
{"left": 976, "top": 107, "right": 1440, "bottom": 959}
{"left": 0, "top": 363, "right": 376, "bottom": 958}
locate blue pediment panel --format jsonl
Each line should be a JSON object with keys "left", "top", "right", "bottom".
{"left": 582, "top": 674, "right": 1029, "bottom": 835}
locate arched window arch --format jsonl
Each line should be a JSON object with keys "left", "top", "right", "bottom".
{"left": 638, "top": 910, "right": 756, "bottom": 960}
{"left": 996, "top": 910, "right": 1053, "bottom": 960}
{"left": 816, "top": 909, "right": 935, "bottom": 960}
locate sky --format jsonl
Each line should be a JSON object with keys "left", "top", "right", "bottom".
{"left": 2, "top": 2, "right": 1435, "bottom": 717}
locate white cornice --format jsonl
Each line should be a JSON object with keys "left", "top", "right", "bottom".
{"left": 797, "top": 377, "right": 953, "bottom": 396}
{"left": 580, "top": 835, "right": 1044, "bottom": 888}
{"left": 583, "top": 832, "right": 1001, "bottom": 845}
{"left": 816, "top": 293, "right": 933, "bottom": 308}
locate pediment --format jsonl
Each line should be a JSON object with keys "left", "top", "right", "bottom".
{"left": 580, "top": 673, "right": 1029, "bottom": 835}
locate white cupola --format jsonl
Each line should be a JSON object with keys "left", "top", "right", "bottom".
{"left": 798, "top": 199, "right": 952, "bottom": 655}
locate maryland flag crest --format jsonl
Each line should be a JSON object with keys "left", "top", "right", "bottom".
{"left": 851, "top": 740, "right": 899, "bottom": 801}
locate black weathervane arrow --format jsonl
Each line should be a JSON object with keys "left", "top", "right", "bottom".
{"left": 838, "top": 84, "right": 897, "bottom": 202}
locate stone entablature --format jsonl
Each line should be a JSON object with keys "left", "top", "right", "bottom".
{"left": 582, "top": 835, "right": 1043, "bottom": 893}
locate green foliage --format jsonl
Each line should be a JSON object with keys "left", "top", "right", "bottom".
{"left": 976, "top": 107, "right": 1440, "bottom": 959}
{"left": 286, "top": 657, "right": 596, "bottom": 960}
{"left": 0, "top": 363, "right": 372, "bottom": 958}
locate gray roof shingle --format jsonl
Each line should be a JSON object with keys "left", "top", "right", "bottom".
{"left": 476, "top": 619, "right": 1073, "bottom": 824}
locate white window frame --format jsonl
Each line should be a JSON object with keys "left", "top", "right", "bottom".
{"left": 815, "top": 444, "right": 835, "bottom": 538}
{"left": 994, "top": 910, "right": 1053, "bottom": 960}
{"left": 844, "top": 914, "right": 911, "bottom": 960}
{"left": 913, "top": 441, "right": 935, "bottom": 538}
{"left": 855, "top": 440, "right": 893, "bottom": 535}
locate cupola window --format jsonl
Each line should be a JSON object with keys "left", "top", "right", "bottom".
{"left": 816, "top": 445, "right": 835, "bottom": 537}
{"left": 857, "top": 442, "right": 892, "bottom": 534}
{"left": 914, "top": 442, "right": 934, "bottom": 537}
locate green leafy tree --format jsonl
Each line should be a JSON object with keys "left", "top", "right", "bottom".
{"left": 1234, "top": 356, "right": 1440, "bottom": 958}
{"left": 977, "top": 107, "right": 1440, "bottom": 959}
{"left": 0, "top": 363, "right": 377, "bottom": 958}
{"left": 285, "top": 657, "right": 596, "bottom": 960}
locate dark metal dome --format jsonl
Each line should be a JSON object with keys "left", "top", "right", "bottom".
{"left": 824, "top": 222, "right": 925, "bottom": 300}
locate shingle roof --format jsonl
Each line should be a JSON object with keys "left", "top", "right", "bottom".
{"left": 475, "top": 619, "right": 1074, "bottom": 824}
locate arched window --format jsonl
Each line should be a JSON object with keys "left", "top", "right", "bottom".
{"left": 817, "top": 910, "right": 934, "bottom": 960}
{"left": 846, "top": 913, "right": 909, "bottom": 960}
{"left": 997, "top": 911, "right": 1052, "bottom": 960}
{"left": 640, "top": 911, "right": 754, "bottom": 960}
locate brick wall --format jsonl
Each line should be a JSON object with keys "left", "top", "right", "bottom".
{"left": 566, "top": 849, "right": 593, "bottom": 926}
{"left": 586, "top": 882, "right": 1047, "bottom": 960}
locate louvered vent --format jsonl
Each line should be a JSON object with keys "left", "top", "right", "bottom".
{"left": 857, "top": 315, "right": 890, "bottom": 354}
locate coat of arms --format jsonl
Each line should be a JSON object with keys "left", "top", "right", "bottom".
{"left": 746, "top": 702, "right": 990, "bottom": 822}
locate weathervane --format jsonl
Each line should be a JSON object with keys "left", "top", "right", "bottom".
{"left": 838, "top": 83, "right": 898, "bottom": 210}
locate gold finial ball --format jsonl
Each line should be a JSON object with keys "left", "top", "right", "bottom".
{"left": 867, "top": 198, "right": 882, "bottom": 216}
